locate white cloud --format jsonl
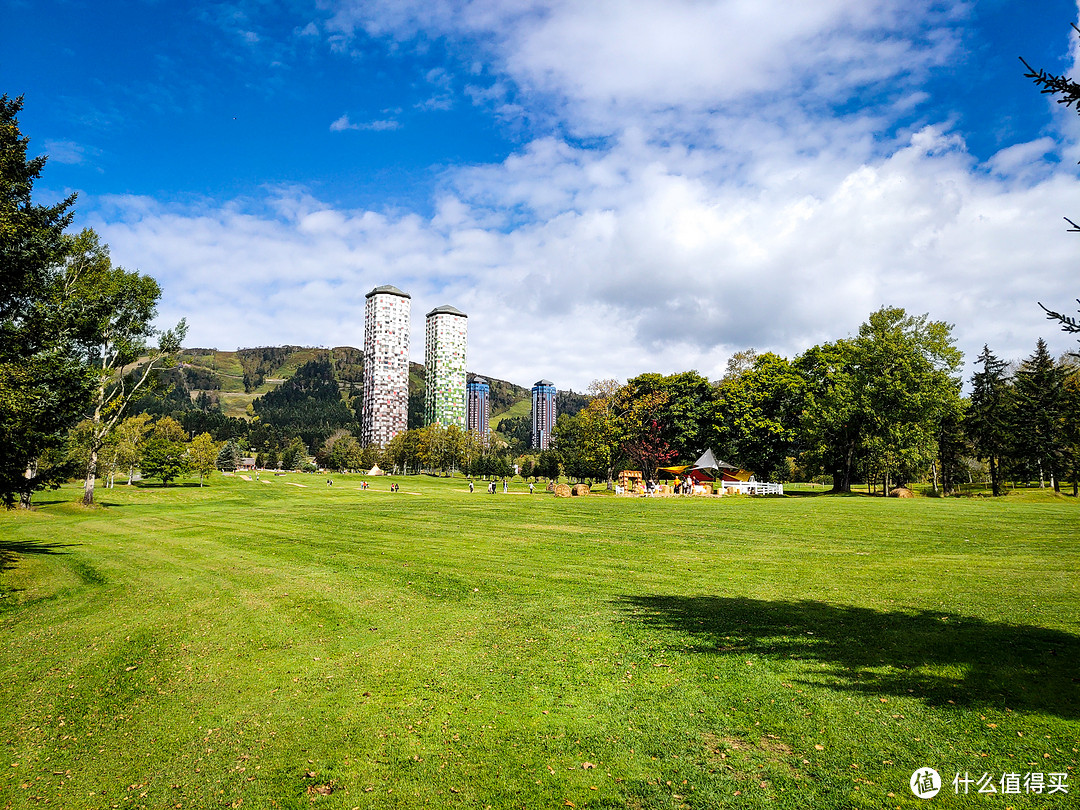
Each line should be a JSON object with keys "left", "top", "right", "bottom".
{"left": 43, "top": 139, "right": 92, "bottom": 165}
{"left": 323, "top": 0, "right": 961, "bottom": 137}
{"left": 75, "top": 2, "right": 1080, "bottom": 389}
{"left": 87, "top": 119, "right": 1080, "bottom": 390}
{"left": 330, "top": 113, "right": 401, "bottom": 131}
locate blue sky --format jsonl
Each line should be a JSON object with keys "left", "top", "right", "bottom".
{"left": 5, "top": 0, "right": 1080, "bottom": 389}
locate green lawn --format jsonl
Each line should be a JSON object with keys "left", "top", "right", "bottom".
{"left": 2, "top": 477, "right": 1077, "bottom": 809}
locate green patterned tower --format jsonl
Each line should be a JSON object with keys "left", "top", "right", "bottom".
{"left": 424, "top": 305, "right": 468, "bottom": 427}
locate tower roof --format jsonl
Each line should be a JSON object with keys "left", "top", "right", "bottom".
{"left": 426, "top": 304, "right": 467, "bottom": 318}
{"left": 469, "top": 377, "right": 489, "bottom": 386}
{"left": 366, "top": 285, "right": 411, "bottom": 299}
{"left": 534, "top": 379, "right": 555, "bottom": 388}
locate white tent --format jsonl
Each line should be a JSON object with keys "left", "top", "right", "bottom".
{"left": 367, "top": 465, "right": 384, "bottom": 476}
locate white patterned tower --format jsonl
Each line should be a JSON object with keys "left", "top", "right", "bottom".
{"left": 362, "top": 285, "right": 411, "bottom": 446}
{"left": 424, "top": 305, "right": 468, "bottom": 428}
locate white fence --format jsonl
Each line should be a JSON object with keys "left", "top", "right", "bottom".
{"left": 719, "top": 481, "right": 783, "bottom": 496}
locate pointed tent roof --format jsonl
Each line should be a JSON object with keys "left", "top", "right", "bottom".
{"left": 692, "top": 449, "right": 739, "bottom": 472}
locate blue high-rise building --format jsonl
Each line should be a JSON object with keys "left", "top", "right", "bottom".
{"left": 531, "top": 379, "right": 556, "bottom": 450}
{"left": 467, "top": 377, "right": 490, "bottom": 439}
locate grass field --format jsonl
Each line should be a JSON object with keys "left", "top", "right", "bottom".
{"left": 1, "top": 476, "right": 1077, "bottom": 809}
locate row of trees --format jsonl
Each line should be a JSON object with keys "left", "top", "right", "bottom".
{"left": 73, "top": 414, "right": 221, "bottom": 487}
{"left": 547, "top": 309, "right": 1078, "bottom": 495}
{"left": 967, "top": 340, "right": 1078, "bottom": 495}
{"left": 4, "top": 92, "right": 1076, "bottom": 503}
{"left": 1, "top": 95, "right": 186, "bottom": 507}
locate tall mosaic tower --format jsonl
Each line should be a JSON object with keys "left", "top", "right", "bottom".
{"left": 361, "top": 285, "right": 411, "bottom": 446}
{"left": 467, "top": 377, "right": 490, "bottom": 439}
{"left": 424, "top": 305, "right": 468, "bottom": 428}
{"left": 531, "top": 379, "right": 556, "bottom": 450}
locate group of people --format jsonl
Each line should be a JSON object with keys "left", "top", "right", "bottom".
{"left": 468, "top": 479, "right": 535, "bottom": 495}
{"left": 613, "top": 479, "right": 695, "bottom": 496}
{"left": 329, "top": 478, "right": 397, "bottom": 492}
{"left": 671, "top": 477, "right": 696, "bottom": 495}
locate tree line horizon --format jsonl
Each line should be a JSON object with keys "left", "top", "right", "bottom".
{"left": 3, "top": 94, "right": 1078, "bottom": 507}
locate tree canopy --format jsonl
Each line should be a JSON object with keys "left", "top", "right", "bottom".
{"left": 0, "top": 95, "right": 92, "bottom": 506}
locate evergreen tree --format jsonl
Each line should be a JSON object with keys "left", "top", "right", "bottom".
{"left": 217, "top": 439, "right": 241, "bottom": 471}
{"left": 1011, "top": 339, "right": 1070, "bottom": 490}
{"left": 251, "top": 356, "right": 352, "bottom": 449}
{"left": 1062, "top": 366, "right": 1080, "bottom": 495}
{"left": 1022, "top": 29, "right": 1080, "bottom": 351}
{"left": 0, "top": 95, "right": 92, "bottom": 507}
{"left": 965, "top": 345, "right": 1011, "bottom": 495}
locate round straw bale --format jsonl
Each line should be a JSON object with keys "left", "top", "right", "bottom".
{"left": 554, "top": 483, "right": 572, "bottom": 498}
{"left": 571, "top": 483, "right": 590, "bottom": 497}
{"left": 889, "top": 487, "right": 915, "bottom": 498}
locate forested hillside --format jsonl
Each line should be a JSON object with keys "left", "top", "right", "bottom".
{"left": 120, "top": 345, "right": 545, "bottom": 462}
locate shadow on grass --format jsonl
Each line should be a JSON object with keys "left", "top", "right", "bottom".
{"left": 0, "top": 538, "right": 79, "bottom": 572}
{"left": 134, "top": 482, "right": 204, "bottom": 489}
{"left": 783, "top": 490, "right": 874, "bottom": 498}
{"left": 619, "top": 595, "right": 1080, "bottom": 720}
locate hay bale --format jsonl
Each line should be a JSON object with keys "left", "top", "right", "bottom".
{"left": 571, "top": 483, "right": 590, "bottom": 497}
{"left": 554, "top": 483, "right": 572, "bottom": 498}
{"left": 889, "top": 487, "right": 915, "bottom": 498}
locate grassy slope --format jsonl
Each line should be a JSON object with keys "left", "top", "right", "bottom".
{"left": 488, "top": 397, "right": 532, "bottom": 444}
{"left": 1, "top": 482, "right": 1077, "bottom": 809}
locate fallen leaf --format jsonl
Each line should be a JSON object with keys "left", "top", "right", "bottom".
{"left": 582, "top": 762, "right": 596, "bottom": 769}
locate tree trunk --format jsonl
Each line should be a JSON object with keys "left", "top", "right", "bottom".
{"left": 18, "top": 461, "right": 36, "bottom": 509}
{"left": 83, "top": 447, "right": 98, "bottom": 506}
{"left": 989, "top": 455, "right": 1000, "bottom": 496}
{"left": 833, "top": 440, "right": 856, "bottom": 494}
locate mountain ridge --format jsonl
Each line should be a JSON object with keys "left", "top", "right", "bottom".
{"left": 176, "top": 345, "right": 534, "bottom": 423}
